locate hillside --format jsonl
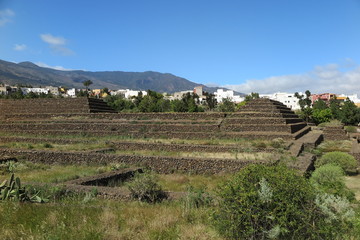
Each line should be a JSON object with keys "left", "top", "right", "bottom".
{"left": 0, "top": 59, "right": 235, "bottom": 94}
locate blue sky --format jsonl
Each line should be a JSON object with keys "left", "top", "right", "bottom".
{"left": 1, "top": 0, "right": 360, "bottom": 94}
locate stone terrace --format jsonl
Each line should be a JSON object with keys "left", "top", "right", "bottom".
{"left": 0, "top": 97, "right": 317, "bottom": 174}
{"left": 0, "top": 97, "right": 116, "bottom": 115}
{"left": 0, "top": 98, "right": 309, "bottom": 141}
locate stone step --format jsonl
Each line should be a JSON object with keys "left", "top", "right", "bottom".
{"left": 229, "top": 112, "right": 298, "bottom": 119}
{"left": 221, "top": 122, "right": 307, "bottom": 133}
{"left": 293, "top": 126, "right": 311, "bottom": 140}
{"left": 223, "top": 118, "right": 304, "bottom": 125}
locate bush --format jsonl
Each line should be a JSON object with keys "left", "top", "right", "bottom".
{"left": 212, "top": 164, "right": 328, "bottom": 239}
{"left": 312, "top": 109, "right": 333, "bottom": 125}
{"left": 315, "top": 152, "right": 358, "bottom": 173}
{"left": 315, "top": 193, "right": 355, "bottom": 238}
{"left": 310, "top": 164, "right": 355, "bottom": 201}
{"left": 126, "top": 171, "right": 167, "bottom": 203}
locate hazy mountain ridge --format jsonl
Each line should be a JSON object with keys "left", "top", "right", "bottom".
{"left": 0, "top": 59, "right": 242, "bottom": 94}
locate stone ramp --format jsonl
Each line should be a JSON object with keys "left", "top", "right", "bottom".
{"left": 289, "top": 131, "right": 323, "bottom": 157}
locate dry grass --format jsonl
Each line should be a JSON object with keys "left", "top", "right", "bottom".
{"left": 113, "top": 149, "right": 275, "bottom": 161}
{"left": 345, "top": 174, "right": 360, "bottom": 201}
{"left": 158, "top": 173, "right": 230, "bottom": 192}
{"left": 317, "top": 140, "right": 353, "bottom": 153}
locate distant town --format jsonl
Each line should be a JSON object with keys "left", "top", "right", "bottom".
{"left": 1, "top": 83, "right": 360, "bottom": 110}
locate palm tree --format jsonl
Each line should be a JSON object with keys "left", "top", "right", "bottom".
{"left": 82, "top": 80, "right": 93, "bottom": 96}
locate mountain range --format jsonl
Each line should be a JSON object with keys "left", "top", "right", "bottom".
{"left": 0, "top": 59, "right": 242, "bottom": 94}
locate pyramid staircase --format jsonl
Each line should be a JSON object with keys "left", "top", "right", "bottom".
{"left": 87, "top": 98, "right": 117, "bottom": 113}
{"left": 0, "top": 97, "right": 116, "bottom": 116}
{"left": 221, "top": 98, "right": 311, "bottom": 140}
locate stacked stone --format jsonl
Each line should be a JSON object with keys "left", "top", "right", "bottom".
{"left": 323, "top": 126, "right": 348, "bottom": 141}
{"left": 222, "top": 98, "right": 310, "bottom": 140}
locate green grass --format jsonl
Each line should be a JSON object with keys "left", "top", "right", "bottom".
{"left": 158, "top": 173, "right": 230, "bottom": 192}
{"left": 0, "top": 141, "right": 110, "bottom": 152}
{"left": 0, "top": 164, "right": 225, "bottom": 240}
{"left": 0, "top": 200, "right": 223, "bottom": 240}
{"left": 0, "top": 162, "right": 111, "bottom": 183}
{"left": 0, "top": 131, "right": 284, "bottom": 148}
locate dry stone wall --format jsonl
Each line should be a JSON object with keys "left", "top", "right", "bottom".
{"left": 0, "top": 136, "right": 278, "bottom": 153}
{"left": 323, "top": 126, "right": 349, "bottom": 141}
{"left": 0, "top": 149, "right": 273, "bottom": 174}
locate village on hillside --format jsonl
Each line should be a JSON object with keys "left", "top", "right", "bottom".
{"left": 1, "top": 83, "right": 360, "bottom": 110}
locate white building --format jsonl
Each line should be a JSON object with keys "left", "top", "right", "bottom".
{"left": 260, "top": 92, "right": 301, "bottom": 110}
{"left": 66, "top": 88, "right": 76, "bottom": 97}
{"left": 337, "top": 94, "right": 360, "bottom": 103}
{"left": 110, "top": 89, "right": 147, "bottom": 99}
{"left": 21, "top": 87, "right": 49, "bottom": 95}
{"left": 214, "top": 89, "right": 244, "bottom": 103}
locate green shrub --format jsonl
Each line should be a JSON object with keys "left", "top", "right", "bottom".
{"left": 315, "top": 152, "right": 358, "bottom": 173}
{"left": 310, "top": 164, "right": 355, "bottom": 201}
{"left": 126, "top": 171, "right": 167, "bottom": 203}
{"left": 43, "top": 143, "right": 53, "bottom": 148}
{"left": 212, "top": 164, "right": 328, "bottom": 239}
{"left": 315, "top": 193, "right": 355, "bottom": 238}
{"left": 182, "top": 185, "right": 213, "bottom": 210}
{"left": 312, "top": 109, "right": 333, "bottom": 125}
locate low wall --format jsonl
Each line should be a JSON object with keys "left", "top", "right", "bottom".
{"left": 2, "top": 112, "right": 227, "bottom": 121}
{"left": 0, "top": 129, "right": 294, "bottom": 140}
{"left": 0, "top": 136, "right": 278, "bottom": 153}
{"left": 0, "top": 149, "right": 272, "bottom": 174}
{"left": 323, "top": 126, "right": 348, "bottom": 141}
{"left": 0, "top": 123, "right": 221, "bottom": 132}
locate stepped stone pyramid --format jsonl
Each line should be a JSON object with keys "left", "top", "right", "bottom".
{"left": 0, "top": 97, "right": 116, "bottom": 115}
{"left": 221, "top": 98, "right": 310, "bottom": 140}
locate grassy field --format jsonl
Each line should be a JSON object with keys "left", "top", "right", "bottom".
{"left": 0, "top": 199, "right": 223, "bottom": 240}
{"left": 0, "top": 163, "right": 227, "bottom": 239}
{"left": 1, "top": 130, "right": 359, "bottom": 239}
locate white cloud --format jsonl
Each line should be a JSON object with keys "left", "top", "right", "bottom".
{"left": 0, "top": 9, "right": 15, "bottom": 26}
{"left": 13, "top": 44, "right": 27, "bottom": 51}
{"left": 40, "top": 34, "right": 66, "bottom": 45}
{"left": 35, "top": 62, "right": 73, "bottom": 71}
{"left": 40, "top": 33, "right": 74, "bottom": 56}
{"left": 224, "top": 62, "right": 360, "bottom": 96}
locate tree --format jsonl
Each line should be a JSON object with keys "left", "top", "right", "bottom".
{"left": 313, "top": 99, "right": 328, "bottom": 110}
{"left": 341, "top": 98, "right": 360, "bottom": 125}
{"left": 171, "top": 99, "right": 187, "bottom": 112}
{"left": 204, "top": 92, "right": 217, "bottom": 110}
{"left": 329, "top": 96, "right": 342, "bottom": 120}
{"left": 82, "top": 80, "right": 93, "bottom": 94}
{"left": 312, "top": 108, "right": 333, "bottom": 125}
{"left": 217, "top": 98, "right": 235, "bottom": 112}
{"left": 245, "top": 92, "right": 259, "bottom": 102}
{"left": 295, "top": 90, "right": 312, "bottom": 122}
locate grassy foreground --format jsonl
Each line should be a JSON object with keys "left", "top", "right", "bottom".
{"left": 0, "top": 200, "right": 223, "bottom": 240}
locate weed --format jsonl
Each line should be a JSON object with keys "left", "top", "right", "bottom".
{"left": 43, "top": 143, "right": 53, "bottom": 148}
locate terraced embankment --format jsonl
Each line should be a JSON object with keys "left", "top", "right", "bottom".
{"left": 0, "top": 97, "right": 315, "bottom": 174}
